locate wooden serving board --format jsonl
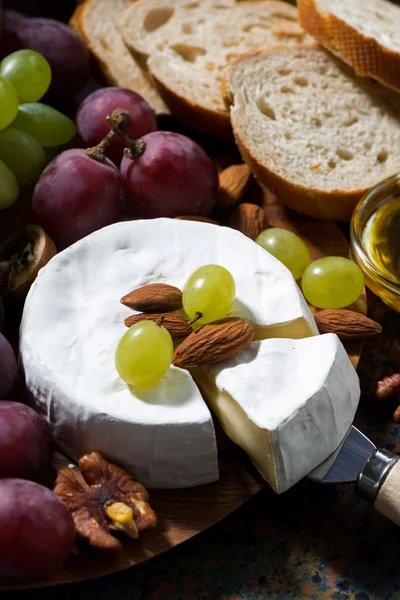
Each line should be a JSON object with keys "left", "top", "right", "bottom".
{"left": 0, "top": 189, "right": 367, "bottom": 590}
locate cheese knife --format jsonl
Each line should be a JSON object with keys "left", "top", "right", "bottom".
{"left": 308, "top": 426, "right": 400, "bottom": 526}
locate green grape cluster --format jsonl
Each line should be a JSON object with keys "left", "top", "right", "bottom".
{"left": 256, "top": 227, "right": 364, "bottom": 309}
{"left": 115, "top": 266, "right": 237, "bottom": 389}
{"left": 0, "top": 50, "right": 76, "bottom": 210}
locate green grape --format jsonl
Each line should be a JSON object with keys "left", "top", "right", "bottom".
{"left": 0, "top": 159, "right": 19, "bottom": 209}
{"left": 0, "top": 78, "right": 19, "bottom": 130}
{"left": 13, "top": 103, "right": 76, "bottom": 147}
{"left": 115, "top": 320, "right": 173, "bottom": 387}
{"left": 0, "top": 50, "right": 51, "bottom": 103}
{"left": 183, "top": 265, "right": 236, "bottom": 326}
{"left": 256, "top": 227, "right": 310, "bottom": 280}
{"left": 0, "top": 127, "right": 46, "bottom": 185}
{"left": 302, "top": 256, "right": 364, "bottom": 309}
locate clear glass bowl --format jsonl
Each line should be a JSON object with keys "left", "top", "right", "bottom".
{"left": 350, "top": 173, "right": 400, "bottom": 312}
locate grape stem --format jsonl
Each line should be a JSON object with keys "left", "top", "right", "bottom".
{"left": 106, "top": 109, "right": 146, "bottom": 160}
{"left": 189, "top": 312, "right": 203, "bottom": 327}
{"left": 85, "top": 108, "right": 145, "bottom": 163}
{"left": 156, "top": 314, "right": 165, "bottom": 327}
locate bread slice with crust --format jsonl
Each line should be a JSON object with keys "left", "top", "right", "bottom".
{"left": 121, "top": 0, "right": 310, "bottom": 138}
{"left": 224, "top": 45, "right": 400, "bottom": 221}
{"left": 70, "top": 0, "right": 169, "bottom": 115}
{"left": 298, "top": 0, "right": 400, "bottom": 94}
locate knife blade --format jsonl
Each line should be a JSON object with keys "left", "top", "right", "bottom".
{"left": 308, "top": 426, "right": 375, "bottom": 483}
{"left": 307, "top": 426, "right": 400, "bottom": 527}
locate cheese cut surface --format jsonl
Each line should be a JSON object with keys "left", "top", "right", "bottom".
{"left": 194, "top": 334, "right": 360, "bottom": 493}
{"left": 20, "top": 218, "right": 317, "bottom": 489}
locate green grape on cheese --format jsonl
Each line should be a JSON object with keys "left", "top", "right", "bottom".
{"left": 115, "top": 320, "right": 173, "bottom": 388}
{"left": 302, "top": 256, "right": 364, "bottom": 309}
{"left": 256, "top": 228, "right": 310, "bottom": 280}
{"left": 0, "top": 127, "right": 46, "bottom": 185}
{"left": 0, "top": 50, "right": 51, "bottom": 103}
{"left": 183, "top": 265, "right": 236, "bottom": 327}
{"left": 13, "top": 103, "right": 76, "bottom": 147}
{"left": 0, "top": 159, "right": 19, "bottom": 209}
{"left": 0, "top": 77, "right": 19, "bottom": 130}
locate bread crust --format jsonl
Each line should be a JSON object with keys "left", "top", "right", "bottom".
{"left": 70, "top": 0, "right": 169, "bottom": 115}
{"left": 298, "top": 0, "right": 400, "bottom": 93}
{"left": 232, "top": 128, "right": 364, "bottom": 222}
{"left": 150, "top": 72, "right": 233, "bottom": 139}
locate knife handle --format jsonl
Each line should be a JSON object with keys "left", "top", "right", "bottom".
{"left": 355, "top": 449, "right": 400, "bottom": 526}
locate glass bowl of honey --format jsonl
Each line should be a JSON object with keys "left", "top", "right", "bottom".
{"left": 350, "top": 173, "right": 400, "bottom": 312}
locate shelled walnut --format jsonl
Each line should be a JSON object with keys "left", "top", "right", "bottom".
{"left": 54, "top": 452, "right": 157, "bottom": 550}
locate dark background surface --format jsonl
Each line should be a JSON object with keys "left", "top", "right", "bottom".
{"left": 3, "top": 1, "right": 400, "bottom": 599}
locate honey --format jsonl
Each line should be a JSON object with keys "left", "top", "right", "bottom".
{"left": 362, "top": 198, "right": 400, "bottom": 282}
{"left": 350, "top": 174, "right": 400, "bottom": 313}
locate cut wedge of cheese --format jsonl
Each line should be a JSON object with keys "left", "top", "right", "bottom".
{"left": 20, "top": 218, "right": 319, "bottom": 489}
{"left": 194, "top": 334, "right": 360, "bottom": 493}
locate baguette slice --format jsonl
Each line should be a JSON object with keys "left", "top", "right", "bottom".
{"left": 121, "top": 0, "right": 310, "bottom": 138}
{"left": 70, "top": 0, "right": 169, "bottom": 115}
{"left": 298, "top": 0, "right": 400, "bottom": 94}
{"left": 224, "top": 45, "right": 400, "bottom": 221}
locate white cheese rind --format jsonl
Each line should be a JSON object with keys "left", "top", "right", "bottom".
{"left": 195, "top": 334, "right": 360, "bottom": 493}
{"left": 20, "top": 218, "right": 318, "bottom": 489}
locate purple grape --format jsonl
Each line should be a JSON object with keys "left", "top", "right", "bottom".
{"left": 0, "top": 332, "right": 17, "bottom": 399}
{"left": 120, "top": 131, "right": 218, "bottom": 218}
{"left": 0, "top": 2, "right": 4, "bottom": 40}
{"left": 0, "top": 16, "right": 91, "bottom": 100}
{"left": 0, "top": 479, "right": 75, "bottom": 580}
{"left": 32, "top": 148, "right": 126, "bottom": 249}
{"left": 76, "top": 88, "right": 157, "bottom": 165}
{"left": 0, "top": 402, "right": 51, "bottom": 479}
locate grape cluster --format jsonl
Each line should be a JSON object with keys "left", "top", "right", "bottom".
{"left": 256, "top": 228, "right": 364, "bottom": 308}
{"left": 115, "top": 265, "right": 236, "bottom": 388}
{"left": 0, "top": 48, "right": 76, "bottom": 210}
{"left": 32, "top": 87, "right": 219, "bottom": 250}
{"left": 0, "top": 10, "right": 91, "bottom": 103}
{"left": 0, "top": 331, "right": 75, "bottom": 581}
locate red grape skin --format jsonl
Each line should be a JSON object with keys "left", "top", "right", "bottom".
{"left": 121, "top": 131, "right": 218, "bottom": 218}
{"left": 0, "top": 333, "right": 17, "bottom": 399}
{"left": 76, "top": 88, "right": 158, "bottom": 165}
{"left": 32, "top": 149, "right": 126, "bottom": 250}
{"left": 0, "top": 402, "right": 51, "bottom": 479}
{"left": 0, "top": 479, "right": 75, "bottom": 580}
{"left": 0, "top": 16, "right": 91, "bottom": 100}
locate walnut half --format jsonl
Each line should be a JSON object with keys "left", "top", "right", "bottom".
{"left": 53, "top": 452, "right": 157, "bottom": 551}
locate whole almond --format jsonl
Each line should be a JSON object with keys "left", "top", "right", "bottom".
{"left": 218, "top": 164, "right": 251, "bottom": 209}
{"left": 121, "top": 283, "right": 182, "bottom": 312}
{"left": 125, "top": 313, "right": 192, "bottom": 340}
{"left": 228, "top": 203, "right": 268, "bottom": 240}
{"left": 315, "top": 309, "right": 382, "bottom": 340}
{"left": 175, "top": 216, "right": 220, "bottom": 225}
{"left": 173, "top": 317, "right": 254, "bottom": 368}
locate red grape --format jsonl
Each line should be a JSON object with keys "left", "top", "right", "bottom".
{"left": 0, "top": 402, "right": 51, "bottom": 479}
{"left": 0, "top": 332, "right": 17, "bottom": 399}
{"left": 5, "top": 10, "right": 27, "bottom": 25}
{"left": 0, "top": 16, "right": 91, "bottom": 100}
{"left": 121, "top": 131, "right": 218, "bottom": 218}
{"left": 76, "top": 88, "right": 157, "bottom": 165}
{"left": 32, "top": 148, "right": 125, "bottom": 249}
{"left": 0, "top": 478, "right": 75, "bottom": 580}
{"left": 0, "top": 3, "right": 4, "bottom": 39}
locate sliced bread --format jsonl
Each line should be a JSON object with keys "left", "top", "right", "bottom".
{"left": 121, "top": 0, "right": 310, "bottom": 138}
{"left": 298, "top": 0, "right": 400, "bottom": 94}
{"left": 224, "top": 45, "right": 400, "bottom": 221}
{"left": 70, "top": 0, "right": 169, "bottom": 115}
